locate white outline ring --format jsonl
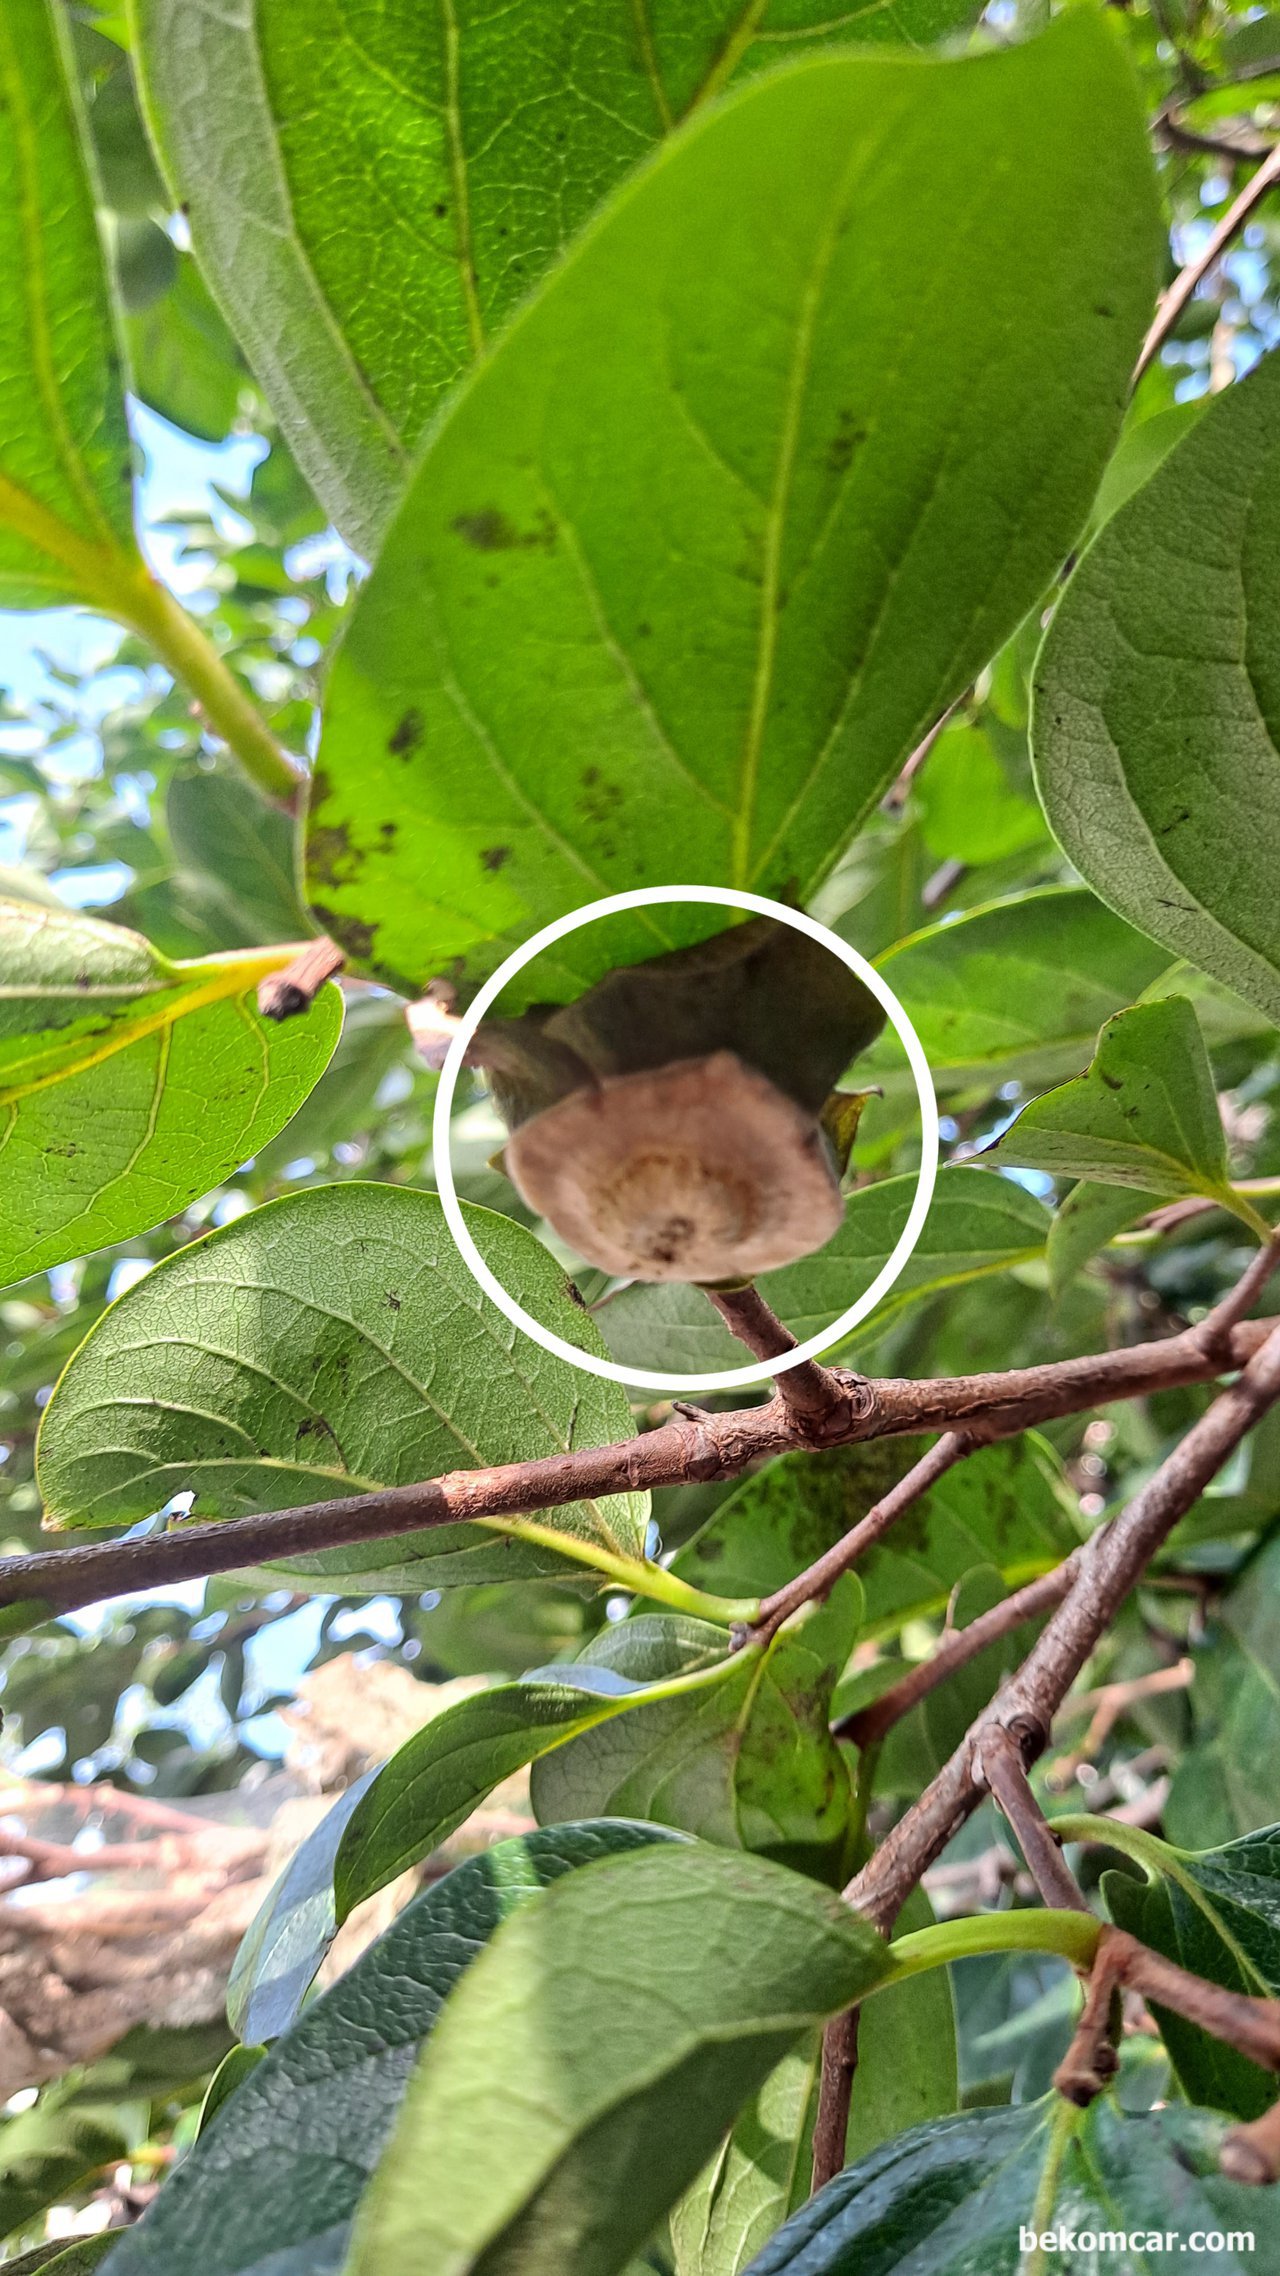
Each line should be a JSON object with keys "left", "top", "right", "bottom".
{"left": 432, "top": 886, "right": 939, "bottom": 1394}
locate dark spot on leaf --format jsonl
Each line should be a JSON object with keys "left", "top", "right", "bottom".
{"left": 827, "top": 409, "right": 867, "bottom": 475}
{"left": 636, "top": 621, "right": 651, "bottom": 638}
{"left": 310, "top": 903, "right": 379, "bottom": 962}
{"left": 567, "top": 1281, "right": 587, "bottom": 1309}
{"left": 1158, "top": 808, "right": 1192, "bottom": 836}
{"left": 1094, "top": 304, "right": 1114, "bottom": 318}
{"left": 579, "top": 768, "right": 624, "bottom": 826}
{"left": 379, "top": 820, "right": 398, "bottom": 841}
{"left": 308, "top": 820, "right": 358, "bottom": 888}
{"left": 452, "top": 508, "right": 557, "bottom": 552}
{"left": 434, "top": 201, "right": 448, "bottom": 217}
{"left": 296, "top": 1415, "right": 339, "bottom": 1444}
{"left": 480, "top": 845, "right": 511, "bottom": 871}
{"left": 43, "top": 1141, "right": 78, "bottom": 1158}
{"left": 1100, "top": 1070, "right": 1124, "bottom": 1090}
{"left": 386, "top": 1291, "right": 401, "bottom": 1311}
{"left": 388, "top": 708, "right": 424, "bottom": 757}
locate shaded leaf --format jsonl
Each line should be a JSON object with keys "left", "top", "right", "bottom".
{"left": 0, "top": 2092, "right": 128, "bottom": 2240}
{"left": 35, "top": 1184, "right": 647, "bottom": 1591}
{"left": 307, "top": 17, "right": 1158, "bottom": 992}
{"left": 0, "top": 0, "right": 141, "bottom": 609}
{"left": 344, "top": 1842, "right": 890, "bottom": 2276}
{"left": 1046, "top": 1178, "right": 1163, "bottom": 1297}
{"left": 102, "top": 1824, "right": 673, "bottom": 2276}
{"left": 1167, "top": 1532, "right": 1280, "bottom": 1849}
{"left": 746, "top": 2096, "right": 1280, "bottom": 2272}
{"left": 1033, "top": 342, "right": 1280, "bottom": 1028}
{"left": 1095, "top": 1823, "right": 1280, "bottom": 2122}
{"left": 672, "top": 1886, "right": 954, "bottom": 2276}
{"left": 131, "top": 0, "right": 990, "bottom": 553}
{"left": 914, "top": 724, "right": 1047, "bottom": 868}
{"left": 529, "top": 1597, "right": 860, "bottom": 1883}
{"left": 867, "top": 887, "right": 1172, "bottom": 1092}
{"left": 5, "top": 2245, "right": 117, "bottom": 2275}
{"left": 597, "top": 1168, "right": 1051, "bottom": 1375}
{"left": 227, "top": 1769, "right": 377, "bottom": 2042}
{"left": 0, "top": 901, "right": 340, "bottom": 1288}
{"left": 989, "top": 997, "right": 1242, "bottom": 1208}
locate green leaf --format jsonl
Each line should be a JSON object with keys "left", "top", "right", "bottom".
{"left": 100, "top": 1824, "right": 674, "bottom": 2276}
{"left": 0, "top": 901, "right": 341, "bottom": 1289}
{"left": 1033, "top": 343, "right": 1280, "bottom": 1029}
{"left": 988, "top": 997, "right": 1243, "bottom": 1210}
{"left": 1166, "top": 1532, "right": 1280, "bottom": 1850}
{"left": 307, "top": 16, "right": 1159, "bottom": 992}
{"left": 5, "top": 2244, "right": 117, "bottom": 2275}
{"left": 1046, "top": 1179, "right": 1163, "bottom": 1298}
{"left": 674, "top": 1436, "right": 1076, "bottom": 1646}
{"left": 672, "top": 1887, "right": 955, "bottom": 2275}
{"left": 529, "top": 1597, "right": 859, "bottom": 1883}
{"left": 164, "top": 767, "right": 309, "bottom": 946}
{"left": 1089, "top": 1823, "right": 1280, "bottom": 2122}
{"left": 344, "top": 1842, "right": 890, "bottom": 2276}
{"left": 866, "top": 887, "right": 1173, "bottom": 1092}
{"left": 129, "top": 0, "right": 989, "bottom": 554}
{"left": 914, "top": 724, "right": 1047, "bottom": 868}
{"left": 598, "top": 1168, "right": 1051, "bottom": 1375}
{"left": 196, "top": 2045, "right": 267, "bottom": 2137}
{"left": 35, "top": 1183, "right": 648, "bottom": 1592}
{"left": 743, "top": 2094, "right": 1280, "bottom": 2273}
{"left": 0, "top": 0, "right": 142, "bottom": 609}
{"left": 0, "top": 2090, "right": 129, "bottom": 2239}
{"left": 123, "top": 251, "right": 248, "bottom": 445}
{"left": 227, "top": 1767, "right": 378, "bottom": 2041}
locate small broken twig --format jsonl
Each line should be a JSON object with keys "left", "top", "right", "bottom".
{"left": 257, "top": 937, "right": 346, "bottom": 1019}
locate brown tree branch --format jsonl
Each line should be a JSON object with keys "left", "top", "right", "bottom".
{"left": 257, "top": 937, "right": 346, "bottom": 1020}
{"left": 701, "top": 1283, "right": 868, "bottom": 1439}
{"left": 752, "top": 1432, "right": 975, "bottom": 1642}
{"left": 833, "top": 1556, "right": 1081, "bottom": 1750}
{"left": 846, "top": 1319, "right": 1280, "bottom": 1940}
{"left": 977, "top": 1722, "right": 1090, "bottom": 1914}
{"left": 5, "top": 1315, "right": 1278, "bottom": 1624}
{"left": 1136, "top": 140, "right": 1280, "bottom": 381}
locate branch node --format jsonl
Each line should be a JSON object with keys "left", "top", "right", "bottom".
{"left": 258, "top": 937, "right": 346, "bottom": 1020}
{"left": 1221, "top": 2103, "right": 1280, "bottom": 2187}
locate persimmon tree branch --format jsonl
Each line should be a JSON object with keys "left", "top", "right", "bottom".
{"left": 1136, "top": 138, "right": 1280, "bottom": 381}
{"left": 5, "top": 1313, "right": 1278, "bottom": 1625}
{"left": 977, "top": 1722, "right": 1090, "bottom": 1914}
{"left": 701, "top": 1282, "right": 869, "bottom": 1438}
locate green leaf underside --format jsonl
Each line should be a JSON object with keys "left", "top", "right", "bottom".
{"left": 102, "top": 1824, "right": 674, "bottom": 2276}
{"left": 674, "top": 1886, "right": 955, "bottom": 2276}
{"left": 336, "top": 1598, "right": 858, "bottom": 1918}
{"left": 130, "top": 0, "right": 989, "bottom": 557}
{"left": 1033, "top": 343, "right": 1280, "bottom": 1029}
{"left": 0, "top": 901, "right": 341, "bottom": 1289}
{"left": 227, "top": 1767, "right": 378, "bottom": 2042}
{"left": 598, "top": 1167, "right": 1051, "bottom": 1375}
{"left": 528, "top": 1598, "right": 859, "bottom": 1883}
{"left": 674, "top": 1435, "right": 1077, "bottom": 1645}
{"left": 307, "top": 16, "right": 1158, "bottom": 995}
{"left": 35, "top": 1183, "right": 646, "bottom": 1586}
{"left": 1101, "top": 1824, "right": 1280, "bottom": 2122}
{"left": 1167, "top": 1534, "right": 1280, "bottom": 1850}
{"left": 6, "top": 2244, "right": 116, "bottom": 2276}
{"left": 990, "top": 996, "right": 1236, "bottom": 1202}
{"left": 867, "top": 886, "right": 1174, "bottom": 1090}
{"left": 344, "top": 1843, "right": 890, "bottom": 2276}
{"left": 1046, "top": 1178, "right": 1165, "bottom": 1296}
{"left": 0, "top": 0, "right": 139, "bottom": 608}
{"left": 743, "top": 2095, "right": 1279, "bottom": 2273}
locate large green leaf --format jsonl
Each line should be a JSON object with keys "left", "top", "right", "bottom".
{"left": 672, "top": 1887, "right": 954, "bottom": 2276}
{"left": 0, "top": 0, "right": 142, "bottom": 609}
{"left": 1033, "top": 344, "right": 1280, "bottom": 1030}
{"left": 743, "top": 2094, "right": 1280, "bottom": 2272}
{"left": 1046, "top": 1179, "right": 1163, "bottom": 1298}
{"left": 0, "top": 2091, "right": 130, "bottom": 2240}
{"left": 989, "top": 996, "right": 1244, "bottom": 1210}
{"left": 529, "top": 1598, "right": 859, "bottom": 1882}
{"left": 1165, "top": 1532, "right": 1280, "bottom": 1851}
{"left": 6, "top": 2244, "right": 116, "bottom": 2275}
{"left": 129, "top": 0, "right": 988, "bottom": 555}
{"left": 0, "top": 901, "right": 341, "bottom": 1289}
{"left": 673, "top": 1435, "right": 1076, "bottom": 1643}
{"left": 1078, "top": 1822, "right": 1280, "bottom": 2123}
{"left": 35, "top": 1183, "right": 647, "bottom": 1590}
{"left": 598, "top": 1168, "right": 1051, "bottom": 1375}
{"left": 306, "top": 16, "right": 1159, "bottom": 993}
{"left": 866, "top": 888, "right": 1172, "bottom": 1092}
{"left": 344, "top": 1842, "right": 890, "bottom": 2276}
{"left": 101, "top": 1824, "right": 673, "bottom": 2276}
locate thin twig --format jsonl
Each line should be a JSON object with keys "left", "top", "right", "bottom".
{"left": 846, "top": 1320, "right": 1280, "bottom": 1941}
{"left": 811, "top": 2008, "right": 861, "bottom": 2195}
{"left": 258, "top": 937, "right": 346, "bottom": 1020}
{"left": 833, "top": 1556, "right": 1080, "bottom": 1749}
{"left": 702, "top": 1284, "right": 867, "bottom": 1439}
{"left": 978, "top": 1722, "right": 1090, "bottom": 1914}
{"left": 752, "top": 1433, "right": 975, "bottom": 1642}
{"left": 8, "top": 1317, "right": 1279, "bottom": 1624}
{"left": 1136, "top": 141, "right": 1280, "bottom": 382}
